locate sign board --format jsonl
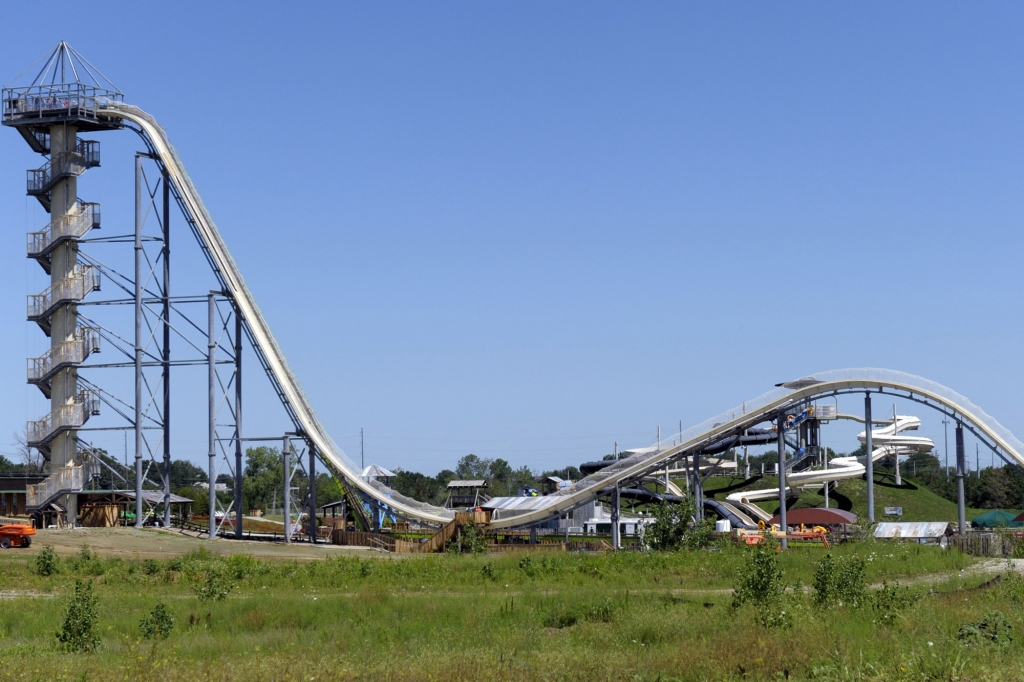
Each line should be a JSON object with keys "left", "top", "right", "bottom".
{"left": 816, "top": 404, "right": 838, "bottom": 420}
{"left": 884, "top": 507, "right": 903, "bottom": 517}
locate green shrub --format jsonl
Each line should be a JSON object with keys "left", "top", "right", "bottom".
{"left": 190, "top": 571, "right": 233, "bottom": 603}
{"left": 139, "top": 601, "right": 174, "bottom": 640}
{"left": 872, "top": 581, "right": 918, "bottom": 626}
{"left": 33, "top": 545, "right": 59, "bottom": 576}
{"left": 957, "top": 610, "right": 1013, "bottom": 647}
{"left": 812, "top": 553, "right": 866, "bottom": 608}
{"left": 732, "top": 534, "right": 784, "bottom": 610}
{"left": 56, "top": 579, "right": 99, "bottom": 653}
{"left": 643, "top": 499, "right": 716, "bottom": 551}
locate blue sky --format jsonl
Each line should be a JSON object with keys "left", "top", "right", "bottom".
{"left": 1, "top": 3, "right": 1022, "bottom": 475}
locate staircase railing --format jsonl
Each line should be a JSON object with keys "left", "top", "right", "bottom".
{"left": 27, "top": 327, "right": 100, "bottom": 383}
{"left": 26, "top": 459, "right": 101, "bottom": 509}
{"left": 26, "top": 390, "right": 100, "bottom": 446}
{"left": 27, "top": 266, "right": 100, "bottom": 320}
{"left": 27, "top": 202, "right": 100, "bottom": 257}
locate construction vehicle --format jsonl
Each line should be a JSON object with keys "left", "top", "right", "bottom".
{"left": 0, "top": 524, "right": 36, "bottom": 549}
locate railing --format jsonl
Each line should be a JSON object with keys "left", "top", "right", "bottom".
{"left": 27, "top": 202, "right": 100, "bottom": 256}
{"left": 27, "top": 327, "right": 100, "bottom": 382}
{"left": 27, "top": 266, "right": 99, "bottom": 319}
{"left": 26, "top": 389, "right": 100, "bottom": 446}
{"left": 26, "top": 459, "right": 101, "bottom": 509}
{"left": 2, "top": 83, "right": 124, "bottom": 125}
{"left": 26, "top": 141, "right": 99, "bottom": 195}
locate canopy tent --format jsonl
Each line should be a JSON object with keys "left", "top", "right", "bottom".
{"left": 971, "top": 510, "right": 1021, "bottom": 528}
{"left": 360, "top": 464, "right": 396, "bottom": 480}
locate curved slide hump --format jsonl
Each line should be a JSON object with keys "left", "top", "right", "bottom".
{"left": 98, "top": 107, "right": 1024, "bottom": 531}
{"left": 105, "top": 103, "right": 454, "bottom": 525}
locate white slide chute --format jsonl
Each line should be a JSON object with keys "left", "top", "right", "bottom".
{"left": 101, "top": 103, "right": 1024, "bottom": 530}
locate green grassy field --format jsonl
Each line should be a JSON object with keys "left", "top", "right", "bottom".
{"left": 2, "top": 536, "right": 1023, "bottom": 681}
{"left": 703, "top": 473, "right": 1023, "bottom": 522}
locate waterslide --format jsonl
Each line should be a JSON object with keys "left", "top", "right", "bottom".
{"left": 724, "top": 415, "right": 935, "bottom": 513}
{"left": 101, "top": 103, "right": 1024, "bottom": 531}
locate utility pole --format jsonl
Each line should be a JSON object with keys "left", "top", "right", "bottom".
{"left": 955, "top": 422, "right": 966, "bottom": 532}
{"left": 776, "top": 410, "right": 787, "bottom": 549}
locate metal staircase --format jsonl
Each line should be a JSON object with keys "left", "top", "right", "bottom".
{"left": 27, "top": 266, "right": 100, "bottom": 336}
{"left": 27, "top": 202, "right": 100, "bottom": 273}
{"left": 27, "top": 327, "right": 100, "bottom": 398}
{"left": 25, "top": 139, "right": 99, "bottom": 211}
{"left": 26, "top": 390, "right": 100, "bottom": 457}
{"left": 26, "top": 459, "right": 101, "bottom": 511}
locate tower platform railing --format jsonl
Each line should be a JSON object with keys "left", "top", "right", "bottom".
{"left": 26, "top": 458, "right": 101, "bottom": 510}
{"left": 2, "top": 83, "right": 123, "bottom": 128}
{"left": 26, "top": 140, "right": 100, "bottom": 198}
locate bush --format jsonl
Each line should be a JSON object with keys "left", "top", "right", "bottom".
{"left": 644, "top": 500, "right": 716, "bottom": 551}
{"left": 732, "top": 534, "right": 785, "bottom": 610}
{"left": 812, "top": 553, "right": 866, "bottom": 608}
{"left": 872, "top": 581, "right": 918, "bottom": 626}
{"left": 957, "top": 610, "right": 1013, "bottom": 647}
{"left": 33, "top": 545, "right": 59, "bottom": 576}
{"left": 139, "top": 601, "right": 174, "bottom": 640}
{"left": 190, "top": 571, "right": 233, "bottom": 603}
{"left": 56, "top": 579, "right": 99, "bottom": 653}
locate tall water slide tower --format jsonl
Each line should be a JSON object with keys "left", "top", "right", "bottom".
{"left": 3, "top": 44, "right": 122, "bottom": 521}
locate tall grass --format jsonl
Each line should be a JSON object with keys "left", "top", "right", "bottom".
{"left": 0, "top": 542, "right": 1011, "bottom": 681}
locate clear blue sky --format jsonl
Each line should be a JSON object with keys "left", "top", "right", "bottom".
{"left": 1, "top": 3, "right": 1022, "bottom": 476}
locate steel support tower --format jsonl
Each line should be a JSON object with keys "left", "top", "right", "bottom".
{"left": 3, "top": 43, "right": 124, "bottom": 523}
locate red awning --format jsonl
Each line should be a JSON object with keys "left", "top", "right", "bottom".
{"left": 769, "top": 507, "right": 857, "bottom": 526}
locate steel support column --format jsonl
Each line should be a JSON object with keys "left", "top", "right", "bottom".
{"left": 308, "top": 443, "right": 316, "bottom": 544}
{"left": 956, "top": 422, "right": 966, "bottom": 532}
{"left": 134, "top": 155, "right": 144, "bottom": 529}
{"left": 777, "top": 411, "right": 787, "bottom": 549}
{"left": 207, "top": 292, "right": 216, "bottom": 540}
{"left": 865, "top": 393, "right": 874, "bottom": 523}
{"left": 161, "top": 170, "right": 171, "bottom": 527}
{"left": 283, "top": 437, "right": 291, "bottom": 543}
{"left": 234, "top": 309, "right": 243, "bottom": 539}
{"left": 610, "top": 484, "right": 620, "bottom": 549}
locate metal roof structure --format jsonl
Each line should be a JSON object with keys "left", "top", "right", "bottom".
{"left": 874, "top": 522, "right": 951, "bottom": 539}
{"left": 446, "top": 480, "right": 487, "bottom": 489}
{"left": 769, "top": 507, "right": 857, "bottom": 526}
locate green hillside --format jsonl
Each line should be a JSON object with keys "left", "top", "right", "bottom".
{"left": 699, "top": 472, "right": 1022, "bottom": 523}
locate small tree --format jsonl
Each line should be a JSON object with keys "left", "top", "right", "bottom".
{"left": 139, "top": 601, "right": 175, "bottom": 639}
{"left": 732, "top": 534, "right": 790, "bottom": 629}
{"left": 33, "top": 545, "right": 59, "bottom": 576}
{"left": 644, "top": 499, "right": 715, "bottom": 550}
{"left": 56, "top": 580, "right": 100, "bottom": 653}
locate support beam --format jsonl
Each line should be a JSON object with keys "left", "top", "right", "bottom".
{"left": 610, "top": 484, "right": 620, "bottom": 549}
{"left": 777, "top": 411, "right": 787, "bottom": 549}
{"left": 207, "top": 292, "right": 216, "bottom": 540}
{"left": 956, "top": 422, "right": 966, "bottom": 532}
{"left": 134, "top": 155, "right": 144, "bottom": 529}
{"left": 234, "top": 308, "right": 243, "bottom": 539}
{"left": 282, "top": 437, "right": 292, "bottom": 543}
{"left": 161, "top": 170, "right": 171, "bottom": 528}
{"left": 865, "top": 393, "right": 874, "bottom": 523}
{"left": 308, "top": 443, "right": 316, "bottom": 544}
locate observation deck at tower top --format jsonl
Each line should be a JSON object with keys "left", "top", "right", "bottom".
{"left": 2, "top": 42, "right": 124, "bottom": 134}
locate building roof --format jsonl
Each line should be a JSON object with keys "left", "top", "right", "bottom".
{"left": 447, "top": 480, "right": 488, "bottom": 489}
{"left": 874, "top": 522, "right": 951, "bottom": 539}
{"left": 360, "top": 464, "right": 396, "bottom": 479}
{"left": 769, "top": 507, "right": 857, "bottom": 526}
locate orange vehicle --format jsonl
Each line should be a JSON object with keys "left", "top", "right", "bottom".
{"left": 0, "top": 524, "right": 35, "bottom": 549}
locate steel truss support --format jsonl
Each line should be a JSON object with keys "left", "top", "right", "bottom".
{"left": 206, "top": 292, "right": 242, "bottom": 540}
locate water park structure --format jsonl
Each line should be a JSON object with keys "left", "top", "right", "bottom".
{"left": 4, "top": 44, "right": 1024, "bottom": 550}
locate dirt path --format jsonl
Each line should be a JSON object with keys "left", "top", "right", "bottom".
{"left": 8, "top": 527, "right": 394, "bottom": 561}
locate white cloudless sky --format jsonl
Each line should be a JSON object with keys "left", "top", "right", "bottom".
{"left": 1, "top": 3, "right": 1022, "bottom": 475}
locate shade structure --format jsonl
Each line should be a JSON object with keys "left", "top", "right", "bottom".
{"left": 769, "top": 507, "right": 857, "bottom": 526}
{"left": 971, "top": 509, "right": 1020, "bottom": 528}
